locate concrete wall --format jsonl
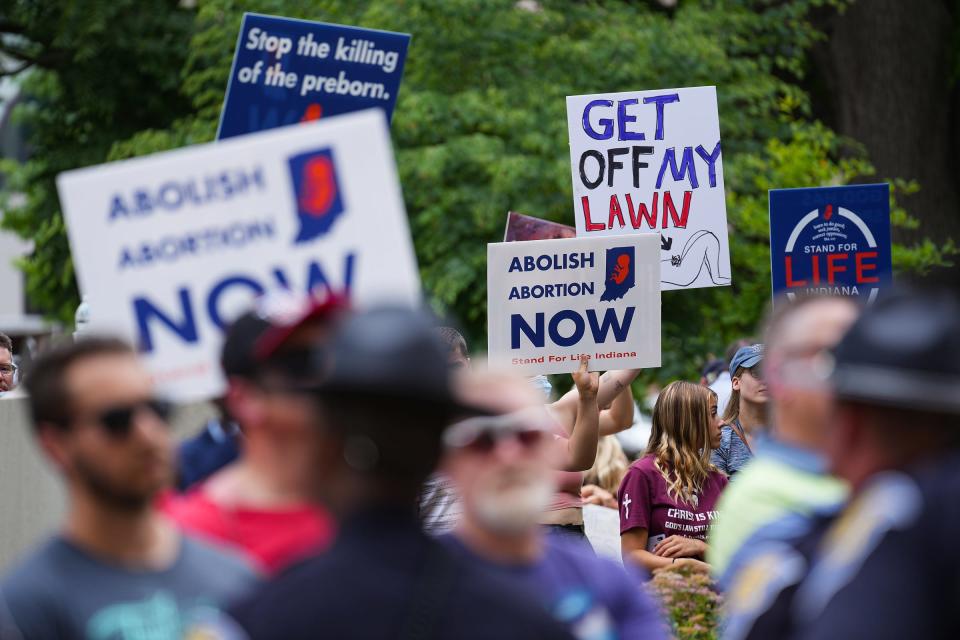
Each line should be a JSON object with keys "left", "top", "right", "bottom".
{"left": 0, "top": 397, "right": 216, "bottom": 573}
{"left": 0, "top": 398, "right": 65, "bottom": 572}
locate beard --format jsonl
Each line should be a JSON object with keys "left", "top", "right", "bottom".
{"left": 470, "top": 471, "right": 555, "bottom": 536}
{"left": 73, "top": 456, "right": 164, "bottom": 512}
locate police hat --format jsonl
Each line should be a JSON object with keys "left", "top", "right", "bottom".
{"left": 312, "top": 306, "right": 490, "bottom": 419}
{"left": 829, "top": 288, "right": 960, "bottom": 414}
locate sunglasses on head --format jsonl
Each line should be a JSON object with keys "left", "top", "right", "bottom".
{"left": 89, "top": 399, "right": 174, "bottom": 439}
{"left": 443, "top": 410, "right": 553, "bottom": 454}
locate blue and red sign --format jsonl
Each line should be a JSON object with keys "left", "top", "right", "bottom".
{"left": 769, "top": 184, "right": 892, "bottom": 302}
{"left": 217, "top": 13, "right": 409, "bottom": 140}
{"left": 288, "top": 147, "right": 345, "bottom": 244}
{"left": 601, "top": 246, "right": 636, "bottom": 301}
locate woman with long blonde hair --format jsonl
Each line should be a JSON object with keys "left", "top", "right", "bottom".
{"left": 618, "top": 381, "right": 726, "bottom": 572}
{"left": 581, "top": 436, "right": 631, "bottom": 509}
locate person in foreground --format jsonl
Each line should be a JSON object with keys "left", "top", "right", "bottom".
{"left": 226, "top": 307, "right": 575, "bottom": 640}
{"left": 165, "top": 295, "right": 338, "bottom": 574}
{"left": 722, "top": 288, "right": 960, "bottom": 640}
{"left": 620, "top": 381, "right": 726, "bottom": 573}
{"left": 441, "top": 369, "right": 668, "bottom": 639}
{"left": 420, "top": 326, "right": 635, "bottom": 537}
{"left": 709, "top": 294, "right": 857, "bottom": 581}
{"left": 0, "top": 338, "right": 255, "bottom": 639}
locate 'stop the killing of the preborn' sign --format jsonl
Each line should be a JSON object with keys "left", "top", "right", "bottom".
{"left": 218, "top": 13, "right": 410, "bottom": 139}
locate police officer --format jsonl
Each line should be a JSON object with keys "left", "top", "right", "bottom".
{"left": 723, "top": 288, "right": 960, "bottom": 640}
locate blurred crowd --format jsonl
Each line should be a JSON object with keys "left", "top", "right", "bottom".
{"left": 0, "top": 286, "right": 957, "bottom": 639}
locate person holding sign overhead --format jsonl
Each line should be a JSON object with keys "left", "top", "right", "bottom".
{"left": 619, "top": 381, "right": 727, "bottom": 573}
{"left": 541, "top": 366, "right": 639, "bottom": 539}
{"left": 420, "top": 327, "right": 637, "bottom": 538}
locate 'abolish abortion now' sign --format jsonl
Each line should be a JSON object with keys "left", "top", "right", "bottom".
{"left": 566, "top": 86, "right": 731, "bottom": 291}
{"left": 58, "top": 110, "right": 420, "bottom": 401}
{"left": 487, "top": 235, "right": 661, "bottom": 375}
{"left": 769, "top": 183, "right": 893, "bottom": 302}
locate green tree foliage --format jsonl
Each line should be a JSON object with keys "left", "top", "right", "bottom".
{"left": 2, "top": 0, "right": 953, "bottom": 380}
{"left": 0, "top": 1, "right": 194, "bottom": 320}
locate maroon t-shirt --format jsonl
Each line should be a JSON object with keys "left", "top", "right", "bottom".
{"left": 618, "top": 454, "right": 728, "bottom": 551}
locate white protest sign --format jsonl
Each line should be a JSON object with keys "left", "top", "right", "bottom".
{"left": 57, "top": 109, "right": 420, "bottom": 402}
{"left": 566, "top": 86, "right": 731, "bottom": 290}
{"left": 487, "top": 235, "right": 661, "bottom": 375}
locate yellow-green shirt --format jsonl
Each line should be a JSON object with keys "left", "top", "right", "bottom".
{"left": 708, "top": 438, "right": 848, "bottom": 579}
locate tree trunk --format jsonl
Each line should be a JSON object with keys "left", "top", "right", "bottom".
{"left": 811, "top": 0, "right": 960, "bottom": 255}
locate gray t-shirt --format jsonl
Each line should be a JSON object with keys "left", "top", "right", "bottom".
{"left": 0, "top": 534, "right": 257, "bottom": 640}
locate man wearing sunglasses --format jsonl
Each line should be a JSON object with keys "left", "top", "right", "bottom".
{"left": 0, "top": 332, "right": 18, "bottom": 395}
{"left": 721, "top": 288, "right": 960, "bottom": 639}
{"left": 420, "top": 326, "right": 637, "bottom": 537}
{"left": 0, "top": 337, "right": 255, "bottom": 639}
{"left": 440, "top": 370, "right": 667, "bottom": 640}
{"left": 165, "top": 295, "right": 339, "bottom": 574}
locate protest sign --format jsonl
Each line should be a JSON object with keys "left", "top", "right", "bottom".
{"left": 57, "top": 109, "right": 420, "bottom": 402}
{"left": 566, "top": 86, "right": 730, "bottom": 290}
{"left": 217, "top": 13, "right": 409, "bottom": 139}
{"left": 503, "top": 211, "right": 576, "bottom": 242}
{"left": 769, "top": 183, "right": 892, "bottom": 302}
{"left": 487, "top": 235, "right": 661, "bottom": 375}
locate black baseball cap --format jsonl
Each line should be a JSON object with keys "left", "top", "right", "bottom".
{"left": 829, "top": 288, "right": 960, "bottom": 414}
{"left": 701, "top": 358, "right": 726, "bottom": 380}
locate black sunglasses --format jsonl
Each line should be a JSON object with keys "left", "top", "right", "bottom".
{"left": 745, "top": 364, "right": 764, "bottom": 381}
{"left": 444, "top": 411, "right": 553, "bottom": 454}
{"left": 92, "top": 399, "right": 174, "bottom": 439}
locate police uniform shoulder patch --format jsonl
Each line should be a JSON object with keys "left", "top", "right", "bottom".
{"left": 793, "top": 471, "right": 923, "bottom": 622}
{"left": 723, "top": 541, "right": 806, "bottom": 640}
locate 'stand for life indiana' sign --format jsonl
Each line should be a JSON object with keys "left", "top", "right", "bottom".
{"left": 58, "top": 109, "right": 421, "bottom": 402}
{"left": 769, "top": 183, "right": 892, "bottom": 302}
{"left": 566, "top": 86, "right": 730, "bottom": 290}
{"left": 217, "top": 13, "right": 410, "bottom": 139}
{"left": 487, "top": 235, "right": 661, "bottom": 375}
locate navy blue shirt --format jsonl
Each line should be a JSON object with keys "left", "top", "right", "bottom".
{"left": 443, "top": 533, "right": 667, "bottom": 640}
{"left": 229, "top": 507, "right": 574, "bottom": 640}
{"left": 177, "top": 420, "right": 241, "bottom": 492}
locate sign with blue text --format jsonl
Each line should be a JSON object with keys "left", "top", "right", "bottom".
{"left": 769, "top": 183, "right": 892, "bottom": 302}
{"left": 217, "top": 13, "right": 410, "bottom": 140}
{"left": 566, "top": 86, "right": 730, "bottom": 291}
{"left": 487, "top": 235, "right": 661, "bottom": 375}
{"left": 58, "top": 110, "right": 421, "bottom": 402}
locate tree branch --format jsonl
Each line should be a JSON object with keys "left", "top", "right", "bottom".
{"left": 0, "top": 59, "right": 33, "bottom": 77}
{"left": 0, "top": 20, "right": 29, "bottom": 36}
